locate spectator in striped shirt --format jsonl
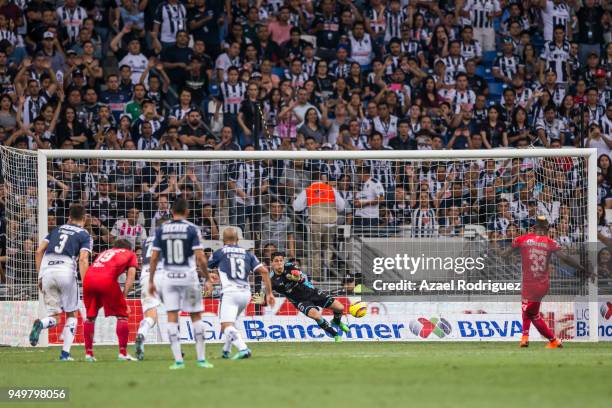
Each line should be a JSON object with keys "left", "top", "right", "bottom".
{"left": 111, "top": 206, "right": 147, "bottom": 249}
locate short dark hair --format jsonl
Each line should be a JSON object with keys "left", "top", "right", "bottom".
{"left": 172, "top": 197, "right": 189, "bottom": 216}
{"left": 69, "top": 203, "right": 86, "bottom": 221}
{"left": 271, "top": 251, "right": 285, "bottom": 259}
{"left": 113, "top": 239, "right": 133, "bottom": 250}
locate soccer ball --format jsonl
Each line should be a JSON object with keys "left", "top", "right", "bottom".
{"left": 349, "top": 301, "right": 367, "bottom": 318}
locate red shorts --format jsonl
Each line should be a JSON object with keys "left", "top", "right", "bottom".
{"left": 521, "top": 299, "right": 542, "bottom": 317}
{"left": 83, "top": 278, "right": 127, "bottom": 319}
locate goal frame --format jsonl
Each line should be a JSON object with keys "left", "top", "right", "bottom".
{"left": 35, "top": 147, "right": 600, "bottom": 341}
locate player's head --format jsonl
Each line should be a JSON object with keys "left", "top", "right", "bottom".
{"left": 222, "top": 227, "right": 239, "bottom": 245}
{"left": 534, "top": 215, "right": 549, "bottom": 235}
{"left": 271, "top": 251, "right": 285, "bottom": 274}
{"left": 171, "top": 197, "right": 189, "bottom": 218}
{"left": 113, "top": 239, "right": 133, "bottom": 250}
{"left": 68, "top": 203, "right": 87, "bottom": 225}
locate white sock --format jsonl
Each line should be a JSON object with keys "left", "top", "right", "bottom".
{"left": 167, "top": 322, "right": 183, "bottom": 363}
{"left": 138, "top": 317, "right": 156, "bottom": 337}
{"left": 40, "top": 317, "right": 57, "bottom": 329}
{"left": 222, "top": 330, "right": 233, "bottom": 353}
{"left": 225, "top": 326, "right": 248, "bottom": 351}
{"left": 192, "top": 321, "right": 206, "bottom": 361}
{"left": 62, "top": 317, "right": 77, "bottom": 353}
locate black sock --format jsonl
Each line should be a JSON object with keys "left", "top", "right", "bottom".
{"left": 317, "top": 318, "right": 338, "bottom": 336}
{"left": 332, "top": 311, "right": 342, "bottom": 325}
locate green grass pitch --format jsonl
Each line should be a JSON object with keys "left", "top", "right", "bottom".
{"left": 1, "top": 342, "right": 611, "bottom": 408}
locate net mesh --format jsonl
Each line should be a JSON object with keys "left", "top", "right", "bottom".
{"left": 0, "top": 147, "right": 594, "bottom": 345}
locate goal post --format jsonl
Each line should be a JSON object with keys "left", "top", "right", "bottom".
{"left": 0, "top": 146, "right": 599, "bottom": 346}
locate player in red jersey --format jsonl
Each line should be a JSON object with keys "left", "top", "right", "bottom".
{"left": 501, "top": 216, "right": 585, "bottom": 348}
{"left": 82, "top": 240, "right": 138, "bottom": 361}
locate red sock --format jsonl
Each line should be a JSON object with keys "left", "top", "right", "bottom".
{"left": 116, "top": 319, "right": 129, "bottom": 355}
{"left": 532, "top": 314, "right": 555, "bottom": 340}
{"left": 84, "top": 320, "right": 95, "bottom": 356}
{"left": 521, "top": 310, "right": 532, "bottom": 336}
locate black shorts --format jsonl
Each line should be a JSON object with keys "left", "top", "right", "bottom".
{"left": 291, "top": 289, "right": 334, "bottom": 316}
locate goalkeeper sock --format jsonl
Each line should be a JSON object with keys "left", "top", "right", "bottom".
{"left": 317, "top": 318, "right": 338, "bottom": 337}
{"left": 225, "top": 326, "right": 248, "bottom": 351}
{"left": 521, "top": 311, "right": 532, "bottom": 336}
{"left": 167, "top": 322, "right": 183, "bottom": 363}
{"left": 83, "top": 320, "right": 95, "bottom": 356}
{"left": 138, "top": 317, "right": 155, "bottom": 337}
{"left": 332, "top": 311, "right": 343, "bottom": 325}
{"left": 531, "top": 314, "right": 555, "bottom": 341}
{"left": 41, "top": 317, "right": 57, "bottom": 329}
{"left": 116, "top": 319, "right": 129, "bottom": 356}
{"left": 192, "top": 320, "right": 206, "bottom": 361}
{"left": 61, "top": 317, "right": 77, "bottom": 354}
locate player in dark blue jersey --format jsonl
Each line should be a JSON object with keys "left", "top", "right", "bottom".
{"left": 263, "top": 252, "right": 349, "bottom": 341}
{"left": 29, "top": 203, "right": 92, "bottom": 361}
{"left": 148, "top": 198, "right": 213, "bottom": 369}
{"left": 208, "top": 227, "right": 275, "bottom": 359}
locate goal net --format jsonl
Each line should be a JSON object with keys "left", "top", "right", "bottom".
{"left": 0, "top": 147, "right": 599, "bottom": 346}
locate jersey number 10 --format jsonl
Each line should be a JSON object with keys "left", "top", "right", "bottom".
{"left": 166, "top": 239, "right": 185, "bottom": 264}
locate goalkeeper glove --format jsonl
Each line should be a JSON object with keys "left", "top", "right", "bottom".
{"left": 286, "top": 270, "right": 302, "bottom": 282}
{"left": 252, "top": 292, "right": 266, "bottom": 305}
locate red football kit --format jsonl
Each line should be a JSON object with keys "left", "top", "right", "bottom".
{"left": 512, "top": 233, "right": 561, "bottom": 340}
{"left": 83, "top": 248, "right": 138, "bottom": 319}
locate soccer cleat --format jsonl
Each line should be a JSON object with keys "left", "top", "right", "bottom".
{"left": 118, "top": 353, "right": 138, "bottom": 361}
{"left": 545, "top": 338, "right": 563, "bottom": 349}
{"left": 196, "top": 360, "right": 214, "bottom": 368}
{"left": 29, "top": 319, "right": 43, "bottom": 346}
{"left": 59, "top": 351, "right": 74, "bottom": 361}
{"left": 135, "top": 334, "right": 145, "bottom": 361}
{"left": 230, "top": 349, "right": 252, "bottom": 360}
{"left": 337, "top": 321, "right": 350, "bottom": 333}
{"left": 221, "top": 351, "right": 230, "bottom": 359}
{"left": 169, "top": 361, "right": 185, "bottom": 370}
{"left": 519, "top": 335, "right": 529, "bottom": 348}
{"left": 334, "top": 335, "right": 342, "bottom": 342}
{"left": 85, "top": 355, "right": 97, "bottom": 362}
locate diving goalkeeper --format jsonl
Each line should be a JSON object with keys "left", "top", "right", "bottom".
{"left": 257, "top": 252, "right": 349, "bottom": 341}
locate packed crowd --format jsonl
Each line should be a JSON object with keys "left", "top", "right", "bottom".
{"left": 0, "top": 0, "right": 610, "bottom": 284}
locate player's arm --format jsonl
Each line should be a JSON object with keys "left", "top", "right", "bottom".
{"left": 123, "top": 267, "right": 137, "bottom": 297}
{"left": 195, "top": 249, "right": 210, "bottom": 281}
{"left": 256, "top": 264, "right": 276, "bottom": 307}
{"left": 78, "top": 249, "right": 90, "bottom": 281}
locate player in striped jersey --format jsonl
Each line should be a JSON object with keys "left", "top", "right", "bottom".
{"left": 220, "top": 67, "right": 247, "bottom": 143}
{"left": 384, "top": 0, "right": 406, "bottom": 42}
{"left": 329, "top": 45, "right": 352, "bottom": 79}
{"left": 539, "top": 25, "right": 571, "bottom": 85}
{"left": 365, "top": 0, "right": 387, "bottom": 51}
{"left": 283, "top": 58, "right": 309, "bottom": 88}
{"left": 461, "top": 0, "right": 502, "bottom": 52}
{"left": 446, "top": 73, "right": 477, "bottom": 114}
{"left": 442, "top": 41, "right": 467, "bottom": 81}
{"left": 493, "top": 38, "right": 523, "bottom": 84}
{"left": 366, "top": 132, "right": 395, "bottom": 198}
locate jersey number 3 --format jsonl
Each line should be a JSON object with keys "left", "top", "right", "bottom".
{"left": 54, "top": 233, "right": 69, "bottom": 254}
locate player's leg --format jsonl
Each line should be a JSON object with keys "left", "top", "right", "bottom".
{"left": 136, "top": 276, "right": 161, "bottom": 360}
{"left": 57, "top": 274, "right": 79, "bottom": 360}
{"left": 162, "top": 284, "right": 185, "bottom": 369}
{"left": 30, "top": 275, "right": 62, "bottom": 346}
{"left": 100, "top": 281, "right": 135, "bottom": 360}
{"left": 184, "top": 283, "right": 213, "bottom": 368}
{"left": 305, "top": 306, "right": 339, "bottom": 340}
{"left": 83, "top": 281, "right": 102, "bottom": 361}
{"left": 328, "top": 299, "right": 349, "bottom": 333}
{"left": 220, "top": 291, "right": 252, "bottom": 359}
{"left": 520, "top": 299, "right": 531, "bottom": 347}
{"left": 526, "top": 301, "right": 562, "bottom": 348}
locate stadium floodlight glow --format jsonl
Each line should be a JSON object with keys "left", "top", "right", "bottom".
{"left": 0, "top": 146, "right": 599, "bottom": 346}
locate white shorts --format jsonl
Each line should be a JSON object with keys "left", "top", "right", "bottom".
{"left": 160, "top": 282, "right": 203, "bottom": 313}
{"left": 140, "top": 275, "right": 162, "bottom": 313}
{"left": 41, "top": 272, "right": 79, "bottom": 315}
{"left": 219, "top": 290, "right": 251, "bottom": 323}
